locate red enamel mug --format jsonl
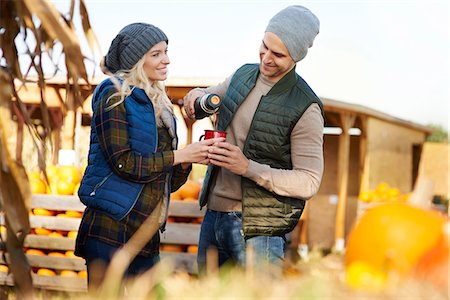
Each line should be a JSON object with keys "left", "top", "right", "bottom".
{"left": 199, "top": 129, "right": 227, "bottom": 141}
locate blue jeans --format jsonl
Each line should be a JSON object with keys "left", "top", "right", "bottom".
{"left": 83, "top": 237, "right": 160, "bottom": 287}
{"left": 197, "top": 209, "right": 286, "bottom": 272}
{"left": 197, "top": 209, "right": 246, "bottom": 272}
{"left": 246, "top": 235, "right": 286, "bottom": 269}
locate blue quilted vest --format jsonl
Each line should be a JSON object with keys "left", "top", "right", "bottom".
{"left": 78, "top": 78, "right": 161, "bottom": 221}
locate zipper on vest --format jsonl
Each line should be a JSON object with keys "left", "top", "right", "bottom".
{"left": 89, "top": 172, "right": 113, "bottom": 196}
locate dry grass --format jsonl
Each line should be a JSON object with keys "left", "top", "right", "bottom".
{"left": 25, "top": 251, "right": 447, "bottom": 300}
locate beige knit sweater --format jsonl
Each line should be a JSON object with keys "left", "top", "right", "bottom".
{"left": 198, "top": 73, "right": 324, "bottom": 212}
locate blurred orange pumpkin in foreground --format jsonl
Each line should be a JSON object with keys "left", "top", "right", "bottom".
{"left": 413, "top": 224, "right": 449, "bottom": 291}
{"left": 345, "top": 203, "right": 446, "bottom": 276}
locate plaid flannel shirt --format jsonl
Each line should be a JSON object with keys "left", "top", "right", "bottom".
{"left": 76, "top": 93, "right": 190, "bottom": 258}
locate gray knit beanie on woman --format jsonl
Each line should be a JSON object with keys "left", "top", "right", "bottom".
{"left": 265, "top": 5, "right": 320, "bottom": 62}
{"left": 103, "top": 22, "right": 168, "bottom": 74}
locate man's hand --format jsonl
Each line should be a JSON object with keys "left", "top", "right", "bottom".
{"left": 207, "top": 141, "right": 249, "bottom": 175}
{"left": 183, "top": 89, "right": 205, "bottom": 119}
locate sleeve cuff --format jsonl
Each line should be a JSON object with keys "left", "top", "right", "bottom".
{"left": 244, "top": 160, "right": 269, "bottom": 182}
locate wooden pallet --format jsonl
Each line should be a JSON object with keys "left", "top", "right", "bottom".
{"left": 0, "top": 194, "right": 203, "bottom": 292}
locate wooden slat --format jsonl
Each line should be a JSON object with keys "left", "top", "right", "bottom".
{"left": 168, "top": 200, "right": 204, "bottom": 218}
{"left": 161, "top": 223, "right": 200, "bottom": 245}
{"left": 0, "top": 252, "right": 196, "bottom": 292}
{"left": 30, "top": 195, "right": 204, "bottom": 218}
{"left": 25, "top": 235, "right": 76, "bottom": 251}
{"left": 0, "top": 215, "right": 80, "bottom": 231}
{"left": 0, "top": 195, "right": 202, "bottom": 292}
{"left": 0, "top": 252, "right": 195, "bottom": 274}
{"left": 31, "top": 194, "right": 85, "bottom": 212}
{"left": 30, "top": 215, "right": 81, "bottom": 231}
{"left": 0, "top": 252, "right": 85, "bottom": 271}
{"left": 14, "top": 222, "right": 199, "bottom": 250}
{"left": 0, "top": 273, "right": 87, "bottom": 292}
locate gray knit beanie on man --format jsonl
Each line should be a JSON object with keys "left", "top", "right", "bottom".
{"left": 265, "top": 5, "right": 320, "bottom": 62}
{"left": 104, "top": 22, "right": 168, "bottom": 74}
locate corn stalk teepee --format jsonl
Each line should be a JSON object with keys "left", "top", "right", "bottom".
{"left": 0, "top": 0, "right": 99, "bottom": 297}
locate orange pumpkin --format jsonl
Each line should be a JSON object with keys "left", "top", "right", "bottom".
{"left": 56, "top": 180, "right": 76, "bottom": 195}
{"left": 57, "top": 165, "right": 81, "bottom": 184}
{"left": 170, "top": 190, "right": 183, "bottom": 200}
{"left": 60, "top": 270, "right": 78, "bottom": 277}
{"left": 413, "top": 227, "right": 449, "bottom": 291}
{"left": 32, "top": 208, "right": 55, "bottom": 216}
{"left": 48, "top": 252, "right": 65, "bottom": 258}
{"left": 65, "top": 210, "right": 83, "bottom": 218}
{"left": 161, "top": 244, "right": 185, "bottom": 252}
{"left": 26, "top": 249, "right": 45, "bottom": 256}
{"left": 78, "top": 270, "right": 88, "bottom": 279}
{"left": 0, "top": 265, "right": 9, "bottom": 273}
{"left": 37, "top": 268, "right": 56, "bottom": 276}
{"left": 65, "top": 251, "right": 77, "bottom": 258}
{"left": 345, "top": 203, "right": 446, "bottom": 276}
{"left": 30, "top": 178, "right": 46, "bottom": 194}
{"left": 178, "top": 180, "right": 201, "bottom": 200}
{"left": 34, "top": 228, "right": 52, "bottom": 236}
{"left": 187, "top": 245, "right": 198, "bottom": 254}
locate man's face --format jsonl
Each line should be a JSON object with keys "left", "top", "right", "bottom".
{"left": 259, "top": 32, "right": 296, "bottom": 83}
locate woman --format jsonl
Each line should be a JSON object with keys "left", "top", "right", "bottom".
{"left": 75, "top": 23, "right": 220, "bottom": 287}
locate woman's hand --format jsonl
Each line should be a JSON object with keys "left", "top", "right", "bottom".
{"left": 183, "top": 89, "right": 205, "bottom": 119}
{"left": 173, "top": 137, "right": 225, "bottom": 165}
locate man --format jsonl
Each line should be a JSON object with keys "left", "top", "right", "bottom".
{"left": 183, "top": 5, "right": 324, "bottom": 272}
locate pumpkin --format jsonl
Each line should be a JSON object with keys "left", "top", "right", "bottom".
{"left": 413, "top": 225, "right": 449, "bottom": 291}
{"left": 178, "top": 180, "right": 201, "bottom": 200}
{"left": 37, "top": 268, "right": 56, "bottom": 276}
{"left": 345, "top": 203, "right": 446, "bottom": 276}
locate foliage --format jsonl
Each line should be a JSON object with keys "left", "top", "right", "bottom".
{"left": 426, "top": 123, "right": 449, "bottom": 143}
{"left": 0, "top": 0, "right": 99, "bottom": 297}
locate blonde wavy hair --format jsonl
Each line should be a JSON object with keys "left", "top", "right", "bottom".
{"left": 105, "top": 55, "right": 173, "bottom": 125}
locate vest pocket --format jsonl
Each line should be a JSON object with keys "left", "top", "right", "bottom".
{"left": 89, "top": 172, "right": 113, "bottom": 196}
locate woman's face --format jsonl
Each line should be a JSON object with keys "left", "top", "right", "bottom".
{"left": 143, "top": 41, "right": 170, "bottom": 82}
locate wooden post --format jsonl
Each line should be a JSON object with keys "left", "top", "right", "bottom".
{"left": 358, "top": 117, "right": 368, "bottom": 195}
{"left": 12, "top": 103, "right": 24, "bottom": 164}
{"left": 334, "top": 113, "right": 356, "bottom": 252}
{"left": 62, "top": 92, "right": 75, "bottom": 150}
{"left": 298, "top": 205, "right": 309, "bottom": 259}
{"left": 50, "top": 110, "right": 63, "bottom": 165}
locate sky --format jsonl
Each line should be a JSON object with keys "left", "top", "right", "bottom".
{"left": 48, "top": 0, "right": 449, "bottom": 129}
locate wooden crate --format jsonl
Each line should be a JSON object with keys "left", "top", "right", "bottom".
{"left": 0, "top": 194, "right": 203, "bottom": 292}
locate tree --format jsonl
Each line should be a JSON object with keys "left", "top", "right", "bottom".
{"left": 426, "top": 124, "right": 449, "bottom": 143}
{"left": 0, "top": 0, "right": 98, "bottom": 297}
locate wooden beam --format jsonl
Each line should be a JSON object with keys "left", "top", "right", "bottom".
{"left": 62, "top": 92, "right": 75, "bottom": 150}
{"left": 358, "top": 116, "right": 368, "bottom": 194}
{"left": 334, "top": 112, "right": 356, "bottom": 251}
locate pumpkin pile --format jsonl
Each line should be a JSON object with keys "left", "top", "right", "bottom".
{"left": 358, "top": 182, "right": 409, "bottom": 203}
{"left": 28, "top": 163, "right": 86, "bottom": 196}
{"left": 170, "top": 180, "right": 201, "bottom": 201}
{"left": 345, "top": 202, "right": 448, "bottom": 293}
